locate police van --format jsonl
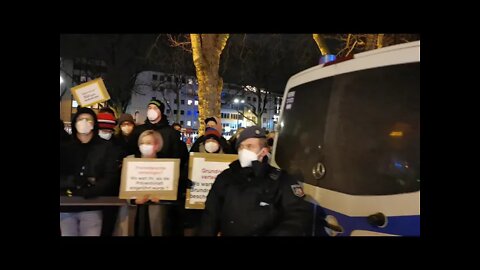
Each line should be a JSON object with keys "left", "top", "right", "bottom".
{"left": 271, "top": 41, "right": 420, "bottom": 236}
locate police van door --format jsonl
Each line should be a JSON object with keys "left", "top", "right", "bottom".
{"left": 271, "top": 41, "right": 420, "bottom": 236}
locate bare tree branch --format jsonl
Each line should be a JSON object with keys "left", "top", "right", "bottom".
{"left": 167, "top": 34, "right": 192, "bottom": 53}
{"left": 346, "top": 40, "right": 358, "bottom": 56}
{"left": 238, "top": 110, "right": 257, "bottom": 125}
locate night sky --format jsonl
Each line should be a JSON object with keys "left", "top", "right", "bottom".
{"left": 60, "top": 34, "right": 332, "bottom": 93}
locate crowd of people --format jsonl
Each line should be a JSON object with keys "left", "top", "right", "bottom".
{"left": 60, "top": 98, "right": 311, "bottom": 236}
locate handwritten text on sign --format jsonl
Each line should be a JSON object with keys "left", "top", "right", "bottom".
{"left": 190, "top": 158, "right": 230, "bottom": 204}
{"left": 125, "top": 161, "right": 174, "bottom": 191}
{"left": 71, "top": 78, "right": 110, "bottom": 107}
{"left": 77, "top": 84, "right": 102, "bottom": 104}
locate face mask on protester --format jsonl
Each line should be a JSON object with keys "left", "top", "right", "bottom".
{"left": 238, "top": 149, "right": 260, "bottom": 168}
{"left": 147, "top": 109, "right": 159, "bottom": 121}
{"left": 121, "top": 125, "right": 133, "bottom": 135}
{"left": 75, "top": 119, "right": 93, "bottom": 134}
{"left": 99, "top": 131, "right": 113, "bottom": 140}
{"left": 205, "top": 141, "right": 220, "bottom": 153}
{"left": 139, "top": 144, "right": 155, "bottom": 156}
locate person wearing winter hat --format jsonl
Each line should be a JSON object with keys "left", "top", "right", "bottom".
{"left": 118, "top": 113, "right": 134, "bottom": 126}
{"left": 128, "top": 98, "right": 180, "bottom": 159}
{"left": 198, "top": 126, "right": 312, "bottom": 236}
{"left": 189, "top": 116, "right": 232, "bottom": 154}
{"left": 127, "top": 97, "right": 188, "bottom": 236}
{"left": 60, "top": 107, "right": 118, "bottom": 236}
{"left": 97, "top": 112, "right": 117, "bottom": 141}
{"left": 97, "top": 111, "right": 126, "bottom": 236}
{"left": 114, "top": 113, "right": 136, "bottom": 157}
{"left": 184, "top": 126, "right": 233, "bottom": 236}
{"left": 197, "top": 127, "right": 229, "bottom": 154}
{"left": 147, "top": 98, "right": 165, "bottom": 123}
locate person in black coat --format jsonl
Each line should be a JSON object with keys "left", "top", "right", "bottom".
{"left": 198, "top": 126, "right": 312, "bottom": 236}
{"left": 115, "top": 113, "right": 136, "bottom": 159}
{"left": 128, "top": 98, "right": 184, "bottom": 162}
{"left": 60, "top": 107, "right": 119, "bottom": 236}
{"left": 127, "top": 98, "right": 188, "bottom": 236}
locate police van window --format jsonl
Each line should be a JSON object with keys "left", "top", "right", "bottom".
{"left": 276, "top": 62, "right": 419, "bottom": 195}
{"left": 276, "top": 77, "right": 333, "bottom": 187}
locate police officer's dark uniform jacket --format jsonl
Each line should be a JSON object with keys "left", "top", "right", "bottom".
{"left": 198, "top": 157, "right": 312, "bottom": 236}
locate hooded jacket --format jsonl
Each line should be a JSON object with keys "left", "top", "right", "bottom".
{"left": 60, "top": 107, "right": 119, "bottom": 212}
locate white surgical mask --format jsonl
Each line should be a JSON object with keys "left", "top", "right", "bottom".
{"left": 140, "top": 144, "right": 155, "bottom": 156}
{"left": 238, "top": 149, "right": 260, "bottom": 168}
{"left": 147, "top": 109, "right": 159, "bottom": 121}
{"left": 75, "top": 119, "right": 93, "bottom": 134}
{"left": 99, "top": 131, "right": 113, "bottom": 140}
{"left": 204, "top": 141, "right": 220, "bottom": 153}
{"left": 121, "top": 126, "right": 133, "bottom": 135}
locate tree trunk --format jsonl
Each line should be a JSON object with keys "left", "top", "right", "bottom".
{"left": 365, "top": 34, "right": 377, "bottom": 50}
{"left": 377, "top": 34, "right": 385, "bottom": 48}
{"left": 191, "top": 34, "right": 229, "bottom": 135}
{"left": 313, "top": 34, "right": 330, "bottom": 56}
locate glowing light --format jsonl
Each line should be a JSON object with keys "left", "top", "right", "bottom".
{"left": 390, "top": 131, "right": 403, "bottom": 137}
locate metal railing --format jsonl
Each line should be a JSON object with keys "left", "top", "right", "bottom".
{"left": 60, "top": 196, "right": 176, "bottom": 236}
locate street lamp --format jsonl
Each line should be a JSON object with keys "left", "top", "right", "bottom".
{"left": 234, "top": 99, "right": 244, "bottom": 129}
{"left": 234, "top": 99, "right": 239, "bottom": 129}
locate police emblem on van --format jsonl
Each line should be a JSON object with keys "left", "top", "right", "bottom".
{"left": 291, "top": 184, "right": 305, "bottom": 197}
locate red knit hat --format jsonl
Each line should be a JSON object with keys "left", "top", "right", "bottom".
{"left": 97, "top": 113, "right": 117, "bottom": 130}
{"left": 204, "top": 127, "right": 221, "bottom": 139}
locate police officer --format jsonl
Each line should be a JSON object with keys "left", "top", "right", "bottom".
{"left": 198, "top": 126, "right": 312, "bottom": 236}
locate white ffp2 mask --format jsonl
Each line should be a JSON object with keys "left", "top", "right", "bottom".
{"left": 238, "top": 149, "right": 260, "bottom": 168}
{"left": 205, "top": 141, "right": 220, "bottom": 153}
{"left": 139, "top": 144, "right": 155, "bottom": 156}
{"left": 75, "top": 119, "right": 93, "bottom": 134}
{"left": 99, "top": 131, "right": 113, "bottom": 140}
{"left": 147, "top": 109, "right": 159, "bottom": 121}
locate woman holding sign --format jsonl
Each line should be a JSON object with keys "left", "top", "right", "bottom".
{"left": 124, "top": 130, "right": 167, "bottom": 236}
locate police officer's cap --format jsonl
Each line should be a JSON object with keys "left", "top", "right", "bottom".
{"left": 236, "top": 126, "right": 266, "bottom": 149}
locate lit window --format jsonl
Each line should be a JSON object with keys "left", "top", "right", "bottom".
{"left": 194, "top": 100, "right": 198, "bottom": 106}
{"left": 187, "top": 121, "right": 191, "bottom": 126}
{"left": 188, "top": 100, "right": 193, "bottom": 105}
{"left": 72, "top": 100, "right": 78, "bottom": 108}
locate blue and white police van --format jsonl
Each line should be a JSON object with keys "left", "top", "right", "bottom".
{"left": 271, "top": 41, "right": 420, "bottom": 236}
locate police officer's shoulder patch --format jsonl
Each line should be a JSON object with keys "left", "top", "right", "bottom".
{"left": 291, "top": 184, "right": 305, "bottom": 197}
{"left": 269, "top": 168, "right": 281, "bottom": 180}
